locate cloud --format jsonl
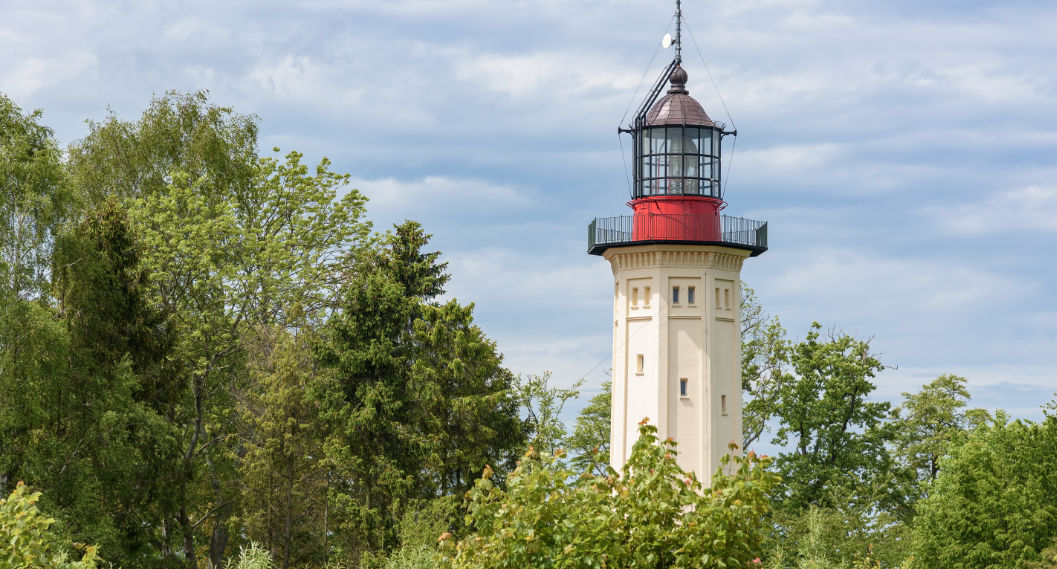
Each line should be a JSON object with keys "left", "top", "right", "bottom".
{"left": 924, "top": 186, "right": 1057, "bottom": 235}
{"left": 454, "top": 51, "right": 641, "bottom": 98}
{"left": 353, "top": 176, "right": 537, "bottom": 226}
{"left": 1, "top": 53, "right": 97, "bottom": 98}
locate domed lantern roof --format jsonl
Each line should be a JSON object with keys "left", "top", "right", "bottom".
{"left": 633, "top": 65, "right": 725, "bottom": 201}
{"left": 645, "top": 67, "right": 716, "bottom": 128}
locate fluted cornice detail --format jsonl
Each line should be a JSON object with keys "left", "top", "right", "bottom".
{"left": 605, "top": 246, "right": 747, "bottom": 273}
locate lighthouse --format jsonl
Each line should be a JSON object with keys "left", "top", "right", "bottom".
{"left": 587, "top": 1, "right": 767, "bottom": 486}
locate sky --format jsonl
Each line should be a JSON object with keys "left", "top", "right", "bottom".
{"left": 3, "top": 0, "right": 1056, "bottom": 433}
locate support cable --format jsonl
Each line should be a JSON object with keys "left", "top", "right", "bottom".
{"left": 683, "top": 15, "right": 739, "bottom": 194}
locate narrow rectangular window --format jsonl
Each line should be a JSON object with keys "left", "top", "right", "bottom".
{"left": 687, "top": 286, "right": 696, "bottom": 305}
{"left": 679, "top": 378, "right": 688, "bottom": 397}
{"left": 721, "top": 394, "right": 728, "bottom": 415}
{"left": 644, "top": 286, "right": 651, "bottom": 306}
{"left": 632, "top": 287, "right": 639, "bottom": 307}
{"left": 672, "top": 286, "right": 680, "bottom": 304}
{"left": 715, "top": 287, "right": 721, "bottom": 307}
{"left": 636, "top": 354, "right": 644, "bottom": 374}
{"left": 724, "top": 288, "right": 731, "bottom": 309}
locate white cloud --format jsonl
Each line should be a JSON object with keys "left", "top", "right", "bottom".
{"left": 246, "top": 56, "right": 368, "bottom": 108}
{"left": 454, "top": 51, "right": 641, "bottom": 98}
{"left": 1, "top": 53, "right": 97, "bottom": 98}
{"left": 925, "top": 186, "right": 1057, "bottom": 235}
{"left": 354, "top": 176, "right": 536, "bottom": 223}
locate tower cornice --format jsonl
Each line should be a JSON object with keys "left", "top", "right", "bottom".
{"left": 603, "top": 244, "right": 749, "bottom": 274}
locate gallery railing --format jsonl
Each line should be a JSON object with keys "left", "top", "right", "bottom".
{"left": 587, "top": 214, "right": 768, "bottom": 256}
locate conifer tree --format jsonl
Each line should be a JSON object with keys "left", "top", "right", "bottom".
{"left": 316, "top": 221, "right": 524, "bottom": 559}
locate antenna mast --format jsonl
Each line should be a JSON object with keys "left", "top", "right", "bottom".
{"left": 675, "top": 0, "right": 682, "bottom": 64}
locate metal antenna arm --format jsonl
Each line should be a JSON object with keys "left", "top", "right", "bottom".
{"left": 630, "top": 58, "right": 678, "bottom": 128}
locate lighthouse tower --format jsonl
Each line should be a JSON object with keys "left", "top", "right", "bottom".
{"left": 587, "top": 2, "right": 767, "bottom": 486}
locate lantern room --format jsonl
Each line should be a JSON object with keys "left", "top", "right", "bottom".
{"left": 635, "top": 66, "right": 723, "bottom": 200}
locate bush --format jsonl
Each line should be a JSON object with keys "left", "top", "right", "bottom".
{"left": 441, "top": 422, "right": 779, "bottom": 569}
{"left": 0, "top": 482, "right": 100, "bottom": 568}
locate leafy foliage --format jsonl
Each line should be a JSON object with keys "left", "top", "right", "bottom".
{"left": 0, "top": 482, "right": 101, "bottom": 569}
{"left": 442, "top": 422, "right": 779, "bottom": 569}
{"left": 769, "top": 323, "right": 892, "bottom": 513}
{"left": 911, "top": 414, "right": 1057, "bottom": 569}
{"left": 0, "top": 94, "right": 70, "bottom": 301}
{"left": 515, "top": 372, "right": 582, "bottom": 459}
{"left": 566, "top": 381, "right": 611, "bottom": 475}
{"left": 316, "top": 222, "right": 525, "bottom": 560}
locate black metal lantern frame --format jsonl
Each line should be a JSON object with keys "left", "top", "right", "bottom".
{"left": 635, "top": 124, "right": 722, "bottom": 199}
{"left": 620, "top": 58, "right": 734, "bottom": 202}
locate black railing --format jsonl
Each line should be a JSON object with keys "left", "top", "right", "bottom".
{"left": 587, "top": 214, "right": 768, "bottom": 256}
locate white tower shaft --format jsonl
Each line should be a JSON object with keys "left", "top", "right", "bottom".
{"left": 606, "top": 244, "right": 747, "bottom": 486}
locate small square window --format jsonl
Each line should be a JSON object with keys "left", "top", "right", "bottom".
{"left": 679, "top": 378, "right": 688, "bottom": 397}
{"left": 687, "top": 286, "right": 695, "bottom": 305}
{"left": 672, "top": 286, "right": 680, "bottom": 304}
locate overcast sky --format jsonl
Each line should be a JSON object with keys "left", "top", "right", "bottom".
{"left": 3, "top": 0, "right": 1056, "bottom": 433}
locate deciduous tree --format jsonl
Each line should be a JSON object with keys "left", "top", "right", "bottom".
{"left": 441, "top": 422, "right": 779, "bottom": 569}
{"left": 769, "top": 323, "right": 892, "bottom": 513}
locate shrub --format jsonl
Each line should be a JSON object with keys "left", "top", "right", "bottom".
{"left": 441, "top": 422, "right": 779, "bottom": 569}
{"left": 0, "top": 482, "right": 100, "bottom": 569}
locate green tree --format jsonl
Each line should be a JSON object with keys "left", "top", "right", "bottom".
{"left": 0, "top": 94, "right": 70, "bottom": 301}
{"left": 67, "top": 91, "right": 369, "bottom": 566}
{"left": 742, "top": 313, "right": 789, "bottom": 450}
{"left": 441, "top": 422, "right": 779, "bottom": 569}
{"left": 516, "top": 372, "right": 582, "bottom": 458}
{"left": 769, "top": 323, "right": 892, "bottom": 513}
{"left": 910, "top": 414, "right": 1057, "bottom": 569}
{"left": 238, "top": 328, "right": 328, "bottom": 569}
{"left": 566, "top": 381, "right": 611, "bottom": 475}
{"left": 51, "top": 203, "right": 183, "bottom": 567}
{"left": 0, "top": 299, "right": 68, "bottom": 500}
{"left": 412, "top": 300, "right": 524, "bottom": 497}
{"left": 893, "top": 374, "right": 976, "bottom": 485}
{"left": 0, "top": 203, "right": 183, "bottom": 567}
{"left": 316, "top": 222, "right": 524, "bottom": 561}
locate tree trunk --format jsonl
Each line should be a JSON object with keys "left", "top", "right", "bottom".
{"left": 178, "top": 508, "right": 196, "bottom": 569}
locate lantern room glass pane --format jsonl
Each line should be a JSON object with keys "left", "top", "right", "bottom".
{"left": 635, "top": 126, "right": 723, "bottom": 197}
{"left": 651, "top": 130, "right": 666, "bottom": 154}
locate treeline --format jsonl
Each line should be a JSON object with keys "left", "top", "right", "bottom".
{"left": 738, "top": 293, "right": 1057, "bottom": 568}
{"left": 0, "top": 91, "right": 531, "bottom": 568}
{"left": 3, "top": 91, "right": 1057, "bottom": 569}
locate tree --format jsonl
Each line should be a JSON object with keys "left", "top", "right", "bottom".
{"left": 316, "top": 222, "right": 524, "bottom": 560}
{"left": 411, "top": 299, "right": 524, "bottom": 497}
{"left": 566, "top": 381, "right": 611, "bottom": 475}
{"left": 66, "top": 91, "right": 369, "bottom": 567}
{"left": 0, "top": 203, "right": 185, "bottom": 567}
{"left": 911, "top": 414, "right": 1057, "bottom": 569}
{"left": 237, "top": 328, "right": 328, "bottom": 569}
{"left": 0, "top": 94, "right": 70, "bottom": 301}
{"left": 742, "top": 314, "right": 789, "bottom": 450}
{"left": 441, "top": 422, "right": 779, "bottom": 569}
{"left": 516, "top": 372, "right": 582, "bottom": 458}
{"left": 893, "top": 374, "right": 976, "bottom": 485}
{"left": 769, "top": 323, "right": 892, "bottom": 513}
